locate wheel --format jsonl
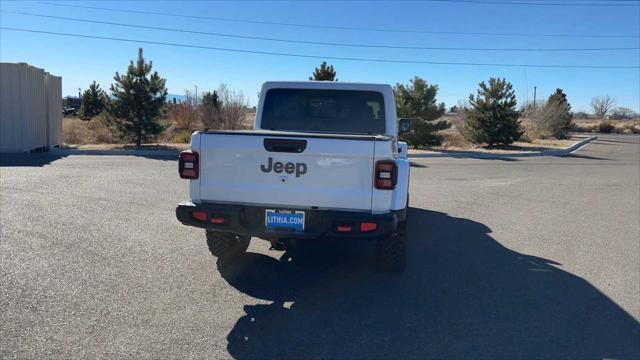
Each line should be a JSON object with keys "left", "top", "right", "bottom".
{"left": 206, "top": 230, "right": 250, "bottom": 259}
{"left": 376, "top": 220, "right": 407, "bottom": 273}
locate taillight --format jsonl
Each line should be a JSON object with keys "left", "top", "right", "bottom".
{"left": 210, "top": 216, "right": 226, "bottom": 224}
{"left": 192, "top": 211, "right": 207, "bottom": 221}
{"left": 360, "top": 222, "right": 377, "bottom": 232}
{"left": 375, "top": 160, "right": 397, "bottom": 190}
{"left": 179, "top": 151, "right": 199, "bottom": 179}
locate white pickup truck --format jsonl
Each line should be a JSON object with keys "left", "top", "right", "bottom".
{"left": 176, "top": 81, "right": 410, "bottom": 272}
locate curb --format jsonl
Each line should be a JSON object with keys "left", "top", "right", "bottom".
{"left": 47, "top": 136, "right": 598, "bottom": 160}
{"left": 407, "top": 136, "right": 598, "bottom": 159}
{"left": 49, "top": 148, "right": 179, "bottom": 158}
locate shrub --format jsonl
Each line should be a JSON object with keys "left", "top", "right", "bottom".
{"left": 464, "top": 78, "right": 522, "bottom": 146}
{"left": 63, "top": 118, "right": 92, "bottom": 144}
{"left": 450, "top": 114, "right": 466, "bottom": 137}
{"left": 598, "top": 121, "right": 614, "bottom": 133}
{"left": 533, "top": 89, "right": 573, "bottom": 139}
{"left": 440, "top": 131, "right": 471, "bottom": 149}
{"left": 62, "top": 117, "right": 116, "bottom": 144}
{"left": 166, "top": 92, "right": 201, "bottom": 131}
{"left": 571, "top": 122, "right": 598, "bottom": 133}
{"left": 87, "top": 115, "right": 114, "bottom": 143}
{"left": 610, "top": 107, "right": 638, "bottom": 120}
{"left": 519, "top": 131, "right": 532, "bottom": 143}
{"left": 401, "top": 121, "right": 450, "bottom": 147}
{"left": 174, "top": 130, "right": 192, "bottom": 143}
{"left": 613, "top": 122, "right": 640, "bottom": 134}
{"left": 200, "top": 91, "right": 222, "bottom": 130}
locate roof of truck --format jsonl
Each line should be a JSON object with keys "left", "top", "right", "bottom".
{"left": 261, "top": 81, "right": 393, "bottom": 92}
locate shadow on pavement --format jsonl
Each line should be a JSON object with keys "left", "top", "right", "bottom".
{"left": 409, "top": 161, "right": 428, "bottom": 168}
{"left": 0, "top": 152, "right": 177, "bottom": 167}
{"left": 411, "top": 152, "right": 522, "bottom": 161}
{"left": 564, "top": 153, "right": 611, "bottom": 161}
{"left": 218, "top": 207, "right": 640, "bottom": 359}
{"left": 0, "top": 153, "right": 68, "bottom": 167}
{"left": 595, "top": 137, "right": 640, "bottom": 145}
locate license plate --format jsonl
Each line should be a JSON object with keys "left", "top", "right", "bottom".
{"left": 265, "top": 209, "right": 305, "bottom": 232}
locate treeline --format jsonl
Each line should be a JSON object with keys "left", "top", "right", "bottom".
{"left": 75, "top": 53, "right": 637, "bottom": 148}
{"left": 391, "top": 75, "right": 572, "bottom": 147}
{"left": 77, "top": 48, "right": 250, "bottom": 147}
{"left": 164, "top": 85, "right": 249, "bottom": 142}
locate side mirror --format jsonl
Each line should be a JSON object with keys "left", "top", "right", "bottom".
{"left": 398, "top": 118, "right": 412, "bottom": 135}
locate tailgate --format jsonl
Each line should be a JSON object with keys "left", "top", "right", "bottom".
{"left": 197, "top": 133, "right": 375, "bottom": 211}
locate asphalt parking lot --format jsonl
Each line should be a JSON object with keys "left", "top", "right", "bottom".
{"left": 1, "top": 134, "right": 639, "bottom": 359}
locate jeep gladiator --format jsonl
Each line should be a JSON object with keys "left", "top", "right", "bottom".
{"left": 176, "top": 81, "right": 410, "bottom": 272}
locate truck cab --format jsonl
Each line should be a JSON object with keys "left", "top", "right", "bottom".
{"left": 176, "top": 81, "right": 410, "bottom": 272}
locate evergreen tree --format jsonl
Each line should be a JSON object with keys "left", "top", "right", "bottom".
{"left": 394, "top": 76, "right": 449, "bottom": 147}
{"left": 79, "top": 81, "right": 108, "bottom": 119}
{"left": 201, "top": 91, "right": 223, "bottom": 129}
{"left": 543, "top": 88, "right": 573, "bottom": 139}
{"left": 309, "top": 62, "right": 337, "bottom": 81}
{"left": 202, "top": 91, "right": 222, "bottom": 111}
{"left": 108, "top": 48, "right": 167, "bottom": 147}
{"left": 464, "top": 78, "right": 522, "bottom": 146}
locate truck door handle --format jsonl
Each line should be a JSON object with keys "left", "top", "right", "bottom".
{"left": 263, "top": 138, "right": 307, "bottom": 153}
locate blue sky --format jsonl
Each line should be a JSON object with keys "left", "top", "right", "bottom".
{"left": 1, "top": 0, "right": 639, "bottom": 112}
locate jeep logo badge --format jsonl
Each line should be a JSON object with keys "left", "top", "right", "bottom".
{"left": 261, "top": 157, "right": 307, "bottom": 177}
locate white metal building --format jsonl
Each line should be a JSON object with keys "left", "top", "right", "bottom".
{"left": 0, "top": 62, "right": 62, "bottom": 153}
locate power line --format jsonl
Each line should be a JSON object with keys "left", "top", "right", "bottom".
{"left": 35, "top": 1, "right": 640, "bottom": 38}
{"left": 2, "top": 27, "right": 638, "bottom": 69}
{"left": 5, "top": 0, "right": 638, "bottom": 2}
{"left": 426, "top": 0, "right": 640, "bottom": 6}
{"left": 29, "top": 0, "right": 640, "bottom": 4}
{"left": 6, "top": 11, "right": 639, "bottom": 52}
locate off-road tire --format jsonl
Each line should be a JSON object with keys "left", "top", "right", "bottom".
{"left": 206, "top": 230, "right": 250, "bottom": 259}
{"left": 376, "top": 220, "right": 407, "bottom": 273}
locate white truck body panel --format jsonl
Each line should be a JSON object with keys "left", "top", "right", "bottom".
{"left": 196, "top": 132, "right": 376, "bottom": 211}
{"left": 188, "top": 81, "right": 408, "bottom": 215}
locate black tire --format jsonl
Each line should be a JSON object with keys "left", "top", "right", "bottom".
{"left": 206, "top": 230, "right": 250, "bottom": 259}
{"left": 376, "top": 220, "right": 407, "bottom": 273}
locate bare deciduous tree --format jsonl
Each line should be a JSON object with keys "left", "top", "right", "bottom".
{"left": 591, "top": 96, "right": 616, "bottom": 118}
{"left": 167, "top": 91, "right": 201, "bottom": 131}
{"left": 610, "top": 107, "right": 638, "bottom": 120}
{"left": 217, "top": 84, "right": 249, "bottom": 130}
{"left": 165, "top": 85, "right": 248, "bottom": 132}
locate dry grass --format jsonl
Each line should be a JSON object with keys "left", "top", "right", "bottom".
{"left": 62, "top": 143, "right": 190, "bottom": 151}
{"left": 63, "top": 117, "right": 116, "bottom": 145}
{"left": 572, "top": 118, "right": 640, "bottom": 134}
{"left": 64, "top": 116, "right": 198, "bottom": 145}
{"left": 419, "top": 126, "right": 582, "bottom": 154}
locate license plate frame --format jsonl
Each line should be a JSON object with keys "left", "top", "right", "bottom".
{"left": 265, "top": 209, "right": 305, "bottom": 232}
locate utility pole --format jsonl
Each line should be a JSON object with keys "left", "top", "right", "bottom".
{"left": 533, "top": 86, "right": 537, "bottom": 110}
{"left": 194, "top": 85, "right": 198, "bottom": 106}
{"left": 78, "top": 87, "right": 81, "bottom": 98}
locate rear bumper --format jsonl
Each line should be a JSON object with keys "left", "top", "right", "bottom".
{"left": 176, "top": 201, "right": 404, "bottom": 240}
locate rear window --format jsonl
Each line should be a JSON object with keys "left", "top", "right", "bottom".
{"left": 260, "top": 89, "right": 386, "bottom": 135}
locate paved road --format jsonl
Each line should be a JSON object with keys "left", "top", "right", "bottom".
{"left": 1, "top": 134, "right": 639, "bottom": 359}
